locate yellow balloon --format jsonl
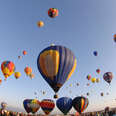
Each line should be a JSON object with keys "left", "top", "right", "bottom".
{"left": 37, "top": 21, "right": 44, "bottom": 27}
{"left": 14, "top": 72, "right": 21, "bottom": 79}
{"left": 91, "top": 78, "right": 96, "bottom": 83}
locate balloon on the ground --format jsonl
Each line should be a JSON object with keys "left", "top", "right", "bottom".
{"left": 14, "top": 72, "right": 21, "bottom": 79}
{"left": 24, "top": 67, "right": 32, "bottom": 76}
{"left": 40, "top": 99, "right": 55, "bottom": 115}
{"left": 103, "top": 72, "right": 113, "bottom": 84}
{"left": 37, "top": 21, "right": 44, "bottom": 28}
{"left": 1, "top": 102, "right": 7, "bottom": 110}
{"left": 1, "top": 61, "right": 15, "bottom": 79}
{"left": 37, "top": 45, "right": 77, "bottom": 95}
{"left": 72, "top": 96, "right": 89, "bottom": 114}
{"left": 48, "top": 8, "right": 58, "bottom": 18}
{"left": 23, "top": 99, "right": 40, "bottom": 114}
{"left": 91, "top": 78, "right": 96, "bottom": 83}
{"left": 87, "top": 75, "right": 91, "bottom": 80}
{"left": 56, "top": 97, "right": 72, "bottom": 115}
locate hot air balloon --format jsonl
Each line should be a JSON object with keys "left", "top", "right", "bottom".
{"left": 37, "top": 45, "right": 77, "bottom": 97}
{"left": 106, "top": 92, "right": 109, "bottom": 95}
{"left": 24, "top": 67, "right": 32, "bottom": 76}
{"left": 29, "top": 73, "right": 35, "bottom": 79}
{"left": 96, "top": 78, "right": 100, "bottom": 83}
{"left": 18, "top": 56, "right": 22, "bottom": 59}
{"left": 105, "top": 106, "right": 110, "bottom": 113}
{"left": 37, "top": 21, "right": 44, "bottom": 28}
{"left": 1, "top": 102, "right": 7, "bottom": 110}
{"left": 48, "top": 8, "right": 58, "bottom": 18}
{"left": 91, "top": 78, "right": 96, "bottom": 83}
{"left": 54, "top": 94, "right": 58, "bottom": 99}
{"left": 96, "top": 69, "right": 100, "bottom": 74}
{"left": 113, "top": 34, "right": 116, "bottom": 42}
{"left": 69, "top": 84, "right": 72, "bottom": 87}
{"left": 14, "top": 72, "right": 21, "bottom": 79}
{"left": 72, "top": 96, "right": 89, "bottom": 114}
{"left": 93, "top": 51, "right": 98, "bottom": 56}
{"left": 40, "top": 99, "right": 55, "bottom": 115}
{"left": 0, "top": 78, "right": 2, "bottom": 84}
{"left": 103, "top": 72, "right": 113, "bottom": 84}
{"left": 101, "top": 92, "right": 104, "bottom": 97}
{"left": 56, "top": 97, "right": 72, "bottom": 115}
{"left": 76, "top": 83, "right": 79, "bottom": 86}
{"left": 87, "top": 83, "right": 90, "bottom": 86}
{"left": 86, "top": 92, "right": 89, "bottom": 96}
{"left": 23, "top": 99, "right": 40, "bottom": 114}
{"left": 1, "top": 61, "right": 15, "bottom": 79}
{"left": 87, "top": 75, "right": 91, "bottom": 80}
{"left": 23, "top": 50, "right": 27, "bottom": 55}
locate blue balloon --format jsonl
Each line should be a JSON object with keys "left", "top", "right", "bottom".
{"left": 56, "top": 97, "right": 72, "bottom": 115}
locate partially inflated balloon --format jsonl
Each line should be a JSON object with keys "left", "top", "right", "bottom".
{"left": 72, "top": 96, "right": 89, "bottom": 114}
{"left": 48, "top": 8, "right": 58, "bottom": 18}
{"left": 1, "top": 102, "right": 7, "bottom": 110}
{"left": 14, "top": 72, "right": 21, "bottom": 79}
{"left": 24, "top": 67, "right": 32, "bottom": 76}
{"left": 103, "top": 72, "right": 113, "bottom": 84}
{"left": 91, "top": 78, "right": 96, "bottom": 83}
{"left": 37, "top": 21, "right": 44, "bottom": 28}
{"left": 56, "top": 97, "right": 72, "bottom": 115}
{"left": 23, "top": 99, "right": 40, "bottom": 114}
{"left": 37, "top": 45, "right": 77, "bottom": 94}
{"left": 40, "top": 99, "right": 55, "bottom": 115}
{"left": 1, "top": 61, "right": 15, "bottom": 79}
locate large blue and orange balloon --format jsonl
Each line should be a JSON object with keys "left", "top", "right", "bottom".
{"left": 37, "top": 45, "right": 77, "bottom": 95}
{"left": 72, "top": 96, "right": 89, "bottom": 114}
{"left": 56, "top": 97, "right": 72, "bottom": 115}
{"left": 103, "top": 72, "right": 113, "bottom": 84}
{"left": 1, "top": 61, "right": 15, "bottom": 79}
{"left": 23, "top": 99, "right": 40, "bottom": 114}
{"left": 40, "top": 99, "right": 55, "bottom": 115}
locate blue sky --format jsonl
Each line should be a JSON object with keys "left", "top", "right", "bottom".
{"left": 0, "top": 0, "right": 116, "bottom": 114}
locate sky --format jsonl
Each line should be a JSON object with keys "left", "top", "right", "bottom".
{"left": 0, "top": 0, "right": 116, "bottom": 114}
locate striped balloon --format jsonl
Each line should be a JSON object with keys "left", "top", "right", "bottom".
{"left": 72, "top": 96, "right": 89, "bottom": 114}
{"left": 37, "top": 45, "right": 77, "bottom": 93}
{"left": 40, "top": 99, "right": 55, "bottom": 115}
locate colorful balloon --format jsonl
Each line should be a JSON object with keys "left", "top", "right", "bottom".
{"left": 37, "top": 21, "right": 44, "bottom": 28}
{"left": 103, "top": 72, "right": 113, "bottom": 84}
{"left": 56, "top": 97, "right": 72, "bottom": 115}
{"left": 23, "top": 50, "right": 27, "bottom": 55}
{"left": 72, "top": 96, "right": 89, "bottom": 114}
{"left": 0, "top": 78, "right": 2, "bottom": 84}
{"left": 1, "top": 61, "right": 15, "bottom": 79}
{"left": 91, "top": 78, "right": 96, "bottom": 83}
{"left": 96, "top": 69, "right": 100, "bottom": 74}
{"left": 40, "top": 99, "right": 55, "bottom": 115}
{"left": 29, "top": 73, "right": 35, "bottom": 79}
{"left": 23, "top": 99, "right": 40, "bottom": 114}
{"left": 14, "top": 72, "right": 21, "bottom": 79}
{"left": 37, "top": 45, "right": 77, "bottom": 95}
{"left": 87, "top": 75, "right": 91, "bottom": 80}
{"left": 48, "top": 8, "right": 58, "bottom": 18}
{"left": 54, "top": 94, "right": 58, "bottom": 99}
{"left": 24, "top": 67, "right": 32, "bottom": 76}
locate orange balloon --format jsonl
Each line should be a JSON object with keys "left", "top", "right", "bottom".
{"left": 24, "top": 67, "right": 32, "bottom": 76}
{"left": 23, "top": 50, "right": 27, "bottom": 55}
{"left": 29, "top": 73, "right": 35, "bottom": 79}
{"left": 37, "top": 21, "right": 44, "bottom": 27}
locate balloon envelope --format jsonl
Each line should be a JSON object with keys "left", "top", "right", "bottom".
{"left": 48, "top": 8, "right": 59, "bottom": 18}
{"left": 37, "top": 45, "right": 77, "bottom": 93}
{"left": 87, "top": 75, "right": 91, "bottom": 80}
{"left": 1, "top": 61, "right": 15, "bottom": 79}
{"left": 56, "top": 97, "right": 72, "bottom": 115}
{"left": 14, "top": 72, "right": 21, "bottom": 79}
{"left": 24, "top": 67, "right": 32, "bottom": 76}
{"left": 23, "top": 99, "right": 40, "bottom": 114}
{"left": 91, "top": 78, "right": 96, "bottom": 83}
{"left": 37, "top": 21, "right": 44, "bottom": 27}
{"left": 72, "top": 96, "right": 89, "bottom": 114}
{"left": 40, "top": 99, "right": 55, "bottom": 115}
{"left": 103, "top": 72, "right": 113, "bottom": 84}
